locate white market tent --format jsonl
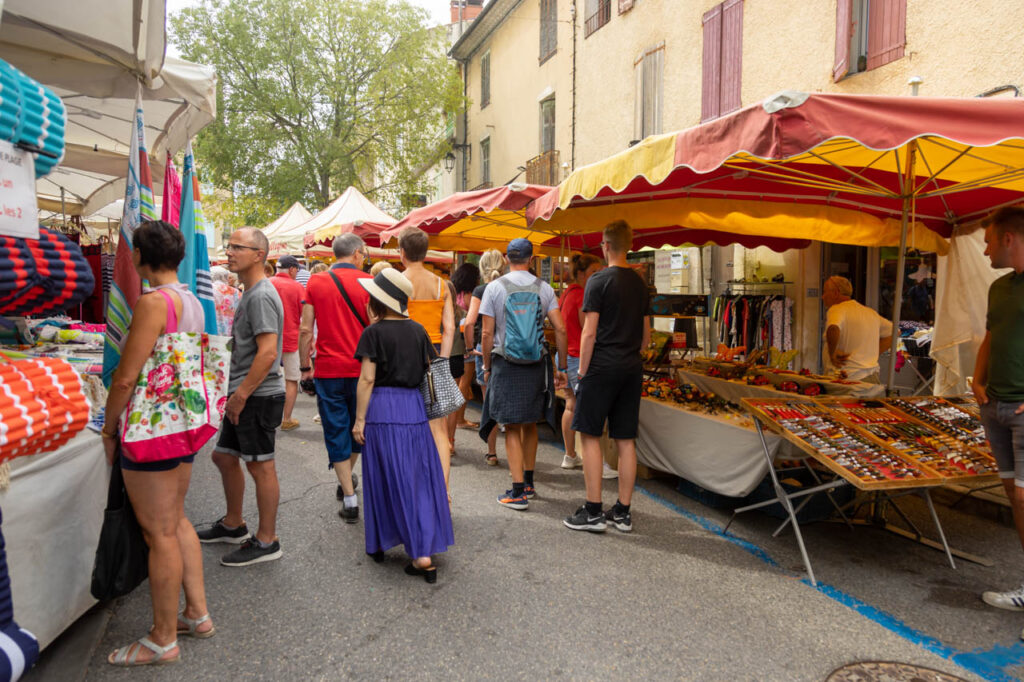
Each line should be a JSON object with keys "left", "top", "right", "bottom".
{"left": 0, "top": 0, "right": 217, "bottom": 215}
{"left": 300, "top": 186, "right": 398, "bottom": 247}
{"left": 262, "top": 202, "right": 313, "bottom": 249}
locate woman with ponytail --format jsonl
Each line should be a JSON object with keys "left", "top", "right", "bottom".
{"left": 462, "top": 249, "right": 506, "bottom": 465}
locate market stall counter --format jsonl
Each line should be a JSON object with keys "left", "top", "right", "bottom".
{"left": 1, "top": 431, "right": 106, "bottom": 649}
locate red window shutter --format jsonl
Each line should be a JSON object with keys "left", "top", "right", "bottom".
{"left": 720, "top": 0, "right": 743, "bottom": 115}
{"left": 833, "top": 0, "right": 852, "bottom": 82}
{"left": 866, "top": 0, "right": 906, "bottom": 70}
{"left": 701, "top": 4, "right": 723, "bottom": 122}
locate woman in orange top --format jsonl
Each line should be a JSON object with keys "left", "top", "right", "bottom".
{"left": 398, "top": 227, "right": 456, "bottom": 495}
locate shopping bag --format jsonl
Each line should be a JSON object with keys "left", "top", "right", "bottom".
{"left": 121, "top": 332, "right": 231, "bottom": 463}
{"left": 90, "top": 460, "right": 148, "bottom": 601}
{"left": 419, "top": 356, "right": 465, "bottom": 420}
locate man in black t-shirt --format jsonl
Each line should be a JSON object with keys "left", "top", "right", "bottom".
{"left": 563, "top": 220, "right": 651, "bottom": 534}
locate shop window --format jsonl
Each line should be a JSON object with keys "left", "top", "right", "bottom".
{"left": 480, "top": 137, "right": 491, "bottom": 185}
{"left": 480, "top": 51, "right": 490, "bottom": 108}
{"left": 540, "top": 97, "right": 556, "bottom": 153}
{"left": 584, "top": 0, "right": 611, "bottom": 38}
{"left": 834, "top": 0, "right": 906, "bottom": 82}
{"left": 539, "top": 0, "right": 557, "bottom": 63}
{"left": 701, "top": 0, "right": 743, "bottom": 122}
{"left": 634, "top": 45, "right": 664, "bottom": 140}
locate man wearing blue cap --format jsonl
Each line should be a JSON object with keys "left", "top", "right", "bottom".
{"left": 479, "top": 238, "right": 568, "bottom": 510}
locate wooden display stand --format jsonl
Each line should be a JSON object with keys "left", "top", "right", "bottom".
{"left": 735, "top": 397, "right": 998, "bottom": 585}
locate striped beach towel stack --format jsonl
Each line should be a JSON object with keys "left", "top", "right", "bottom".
{"left": 0, "top": 227, "right": 95, "bottom": 317}
{"left": 0, "top": 357, "right": 90, "bottom": 461}
{"left": 0, "top": 60, "right": 65, "bottom": 177}
{"left": 0, "top": 508, "right": 37, "bottom": 681}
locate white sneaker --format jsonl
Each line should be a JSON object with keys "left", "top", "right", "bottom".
{"left": 313, "top": 414, "right": 321, "bottom": 423}
{"left": 561, "top": 454, "right": 581, "bottom": 469}
{"left": 602, "top": 462, "right": 618, "bottom": 479}
{"left": 982, "top": 585, "right": 1024, "bottom": 611}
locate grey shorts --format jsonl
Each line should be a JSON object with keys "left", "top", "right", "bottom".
{"left": 980, "top": 399, "right": 1024, "bottom": 484}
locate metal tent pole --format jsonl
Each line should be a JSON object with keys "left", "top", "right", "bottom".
{"left": 886, "top": 141, "right": 917, "bottom": 393}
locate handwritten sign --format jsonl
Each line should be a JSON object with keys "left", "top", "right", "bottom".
{"left": 0, "top": 140, "right": 37, "bottom": 239}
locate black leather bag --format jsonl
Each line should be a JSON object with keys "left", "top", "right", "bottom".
{"left": 90, "top": 457, "right": 149, "bottom": 601}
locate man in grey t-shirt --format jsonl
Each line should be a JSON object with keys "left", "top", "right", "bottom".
{"left": 197, "top": 227, "right": 286, "bottom": 567}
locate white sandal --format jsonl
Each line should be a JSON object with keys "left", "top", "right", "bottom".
{"left": 177, "top": 612, "right": 216, "bottom": 639}
{"left": 108, "top": 637, "right": 180, "bottom": 666}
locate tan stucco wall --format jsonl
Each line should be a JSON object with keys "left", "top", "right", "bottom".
{"left": 461, "top": 0, "right": 574, "bottom": 189}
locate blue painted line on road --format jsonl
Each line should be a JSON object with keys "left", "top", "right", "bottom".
{"left": 636, "top": 484, "right": 1022, "bottom": 682}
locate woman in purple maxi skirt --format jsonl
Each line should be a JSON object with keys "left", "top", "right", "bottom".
{"left": 352, "top": 269, "right": 454, "bottom": 583}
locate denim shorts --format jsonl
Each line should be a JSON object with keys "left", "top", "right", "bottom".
{"left": 315, "top": 377, "right": 362, "bottom": 465}
{"left": 980, "top": 399, "right": 1024, "bottom": 484}
{"left": 555, "top": 353, "right": 581, "bottom": 394}
{"left": 475, "top": 345, "right": 486, "bottom": 386}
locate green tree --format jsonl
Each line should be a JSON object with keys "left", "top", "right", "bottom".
{"left": 171, "top": 0, "right": 463, "bottom": 213}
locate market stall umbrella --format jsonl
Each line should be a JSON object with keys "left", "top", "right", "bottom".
{"left": 379, "top": 184, "right": 566, "bottom": 256}
{"left": 529, "top": 91, "right": 1024, "bottom": 389}
{"left": 263, "top": 202, "right": 313, "bottom": 250}
{"left": 300, "top": 187, "right": 397, "bottom": 248}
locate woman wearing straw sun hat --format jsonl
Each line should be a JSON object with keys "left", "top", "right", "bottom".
{"left": 351, "top": 268, "right": 454, "bottom": 583}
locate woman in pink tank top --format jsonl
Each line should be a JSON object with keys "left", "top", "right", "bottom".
{"left": 101, "top": 221, "right": 213, "bottom": 666}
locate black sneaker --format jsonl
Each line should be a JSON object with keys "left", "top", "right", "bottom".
{"left": 196, "top": 519, "right": 250, "bottom": 544}
{"left": 220, "top": 538, "right": 282, "bottom": 567}
{"left": 335, "top": 473, "right": 360, "bottom": 500}
{"left": 563, "top": 506, "right": 607, "bottom": 533}
{"left": 338, "top": 506, "right": 359, "bottom": 524}
{"left": 605, "top": 506, "right": 633, "bottom": 533}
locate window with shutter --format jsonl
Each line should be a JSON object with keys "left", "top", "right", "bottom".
{"left": 480, "top": 138, "right": 491, "bottom": 185}
{"left": 540, "top": 97, "right": 556, "bottom": 153}
{"left": 584, "top": 0, "right": 611, "bottom": 37}
{"left": 540, "top": 0, "right": 557, "bottom": 63}
{"left": 834, "top": 0, "right": 904, "bottom": 80}
{"left": 480, "top": 51, "right": 490, "bottom": 108}
{"left": 634, "top": 45, "right": 664, "bottom": 140}
{"left": 618, "top": 0, "right": 634, "bottom": 13}
{"left": 701, "top": 0, "right": 742, "bottom": 122}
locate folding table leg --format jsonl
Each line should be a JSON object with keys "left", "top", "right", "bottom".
{"left": 922, "top": 490, "right": 956, "bottom": 570}
{"left": 753, "top": 419, "right": 817, "bottom": 586}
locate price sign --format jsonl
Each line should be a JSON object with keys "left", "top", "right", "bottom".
{"left": 0, "top": 140, "right": 37, "bottom": 239}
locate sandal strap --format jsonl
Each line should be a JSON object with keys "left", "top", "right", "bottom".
{"left": 112, "top": 637, "right": 177, "bottom": 665}
{"left": 178, "top": 612, "right": 210, "bottom": 630}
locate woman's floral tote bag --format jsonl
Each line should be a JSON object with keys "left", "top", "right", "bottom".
{"left": 121, "top": 333, "right": 231, "bottom": 462}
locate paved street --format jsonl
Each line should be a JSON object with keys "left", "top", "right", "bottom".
{"left": 26, "top": 394, "right": 1024, "bottom": 681}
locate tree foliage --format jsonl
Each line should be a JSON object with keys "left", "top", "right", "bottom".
{"left": 171, "top": 0, "right": 463, "bottom": 214}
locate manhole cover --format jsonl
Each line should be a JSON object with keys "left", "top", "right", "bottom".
{"left": 826, "top": 661, "right": 967, "bottom": 682}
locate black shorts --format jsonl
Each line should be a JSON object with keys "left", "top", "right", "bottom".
{"left": 215, "top": 393, "right": 285, "bottom": 462}
{"left": 572, "top": 365, "right": 643, "bottom": 440}
{"left": 120, "top": 451, "right": 196, "bottom": 472}
{"left": 449, "top": 354, "right": 465, "bottom": 380}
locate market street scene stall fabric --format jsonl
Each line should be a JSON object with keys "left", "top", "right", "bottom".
{"left": 101, "top": 91, "right": 156, "bottom": 387}
{"left": 0, "top": 228, "right": 94, "bottom": 318}
{"left": 176, "top": 141, "right": 217, "bottom": 335}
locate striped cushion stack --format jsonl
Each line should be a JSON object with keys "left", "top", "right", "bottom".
{"left": 0, "top": 60, "right": 65, "bottom": 177}
{"left": 0, "top": 357, "right": 89, "bottom": 461}
{"left": 0, "top": 227, "right": 95, "bottom": 318}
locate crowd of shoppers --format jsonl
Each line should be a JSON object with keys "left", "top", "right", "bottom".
{"left": 101, "top": 216, "right": 661, "bottom": 667}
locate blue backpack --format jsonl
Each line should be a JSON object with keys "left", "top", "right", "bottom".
{"left": 498, "top": 276, "right": 545, "bottom": 364}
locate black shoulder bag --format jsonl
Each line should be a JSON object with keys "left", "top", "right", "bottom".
{"left": 329, "top": 271, "right": 368, "bottom": 327}
{"left": 90, "top": 456, "right": 149, "bottom": 601}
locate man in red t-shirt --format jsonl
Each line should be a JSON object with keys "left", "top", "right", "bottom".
{"left": 270, "top": 254, "right": 306, "bottom": 431}
{"left": 299, "top": 234, "right": 371, "bottom": 523}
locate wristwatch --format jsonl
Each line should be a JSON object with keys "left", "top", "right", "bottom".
{"left": 300, "top": 366, "right": 312, "bottom": 372}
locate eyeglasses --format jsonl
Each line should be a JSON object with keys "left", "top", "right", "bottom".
{"left": 599, "top": 240, "right": 609, "bottom": 246}
{"left": 225, "top": 243, "right": 261, "bottom": 253}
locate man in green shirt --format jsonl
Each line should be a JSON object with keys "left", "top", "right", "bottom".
{"left": 975, "top": 207, "right": 1024, "bottom": 626}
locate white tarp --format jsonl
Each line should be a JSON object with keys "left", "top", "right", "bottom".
{"left": 0, "top": 1, "right": 217, "bottom": 216}
{"left": 1, "top": 0, "right": 167, "bottom": 85}
{"left": 2, "top": 432, "right": 107, "bottom": 649}
{"left": 932, "top": 227, "right": 1010, "bottom": 395}
{"left": 263, "top": 202, "right": 313, "bottom": 249}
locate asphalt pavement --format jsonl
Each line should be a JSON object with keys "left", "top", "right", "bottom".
{"left": 25, "top": 393, "right": 1024, "bottom": 681}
